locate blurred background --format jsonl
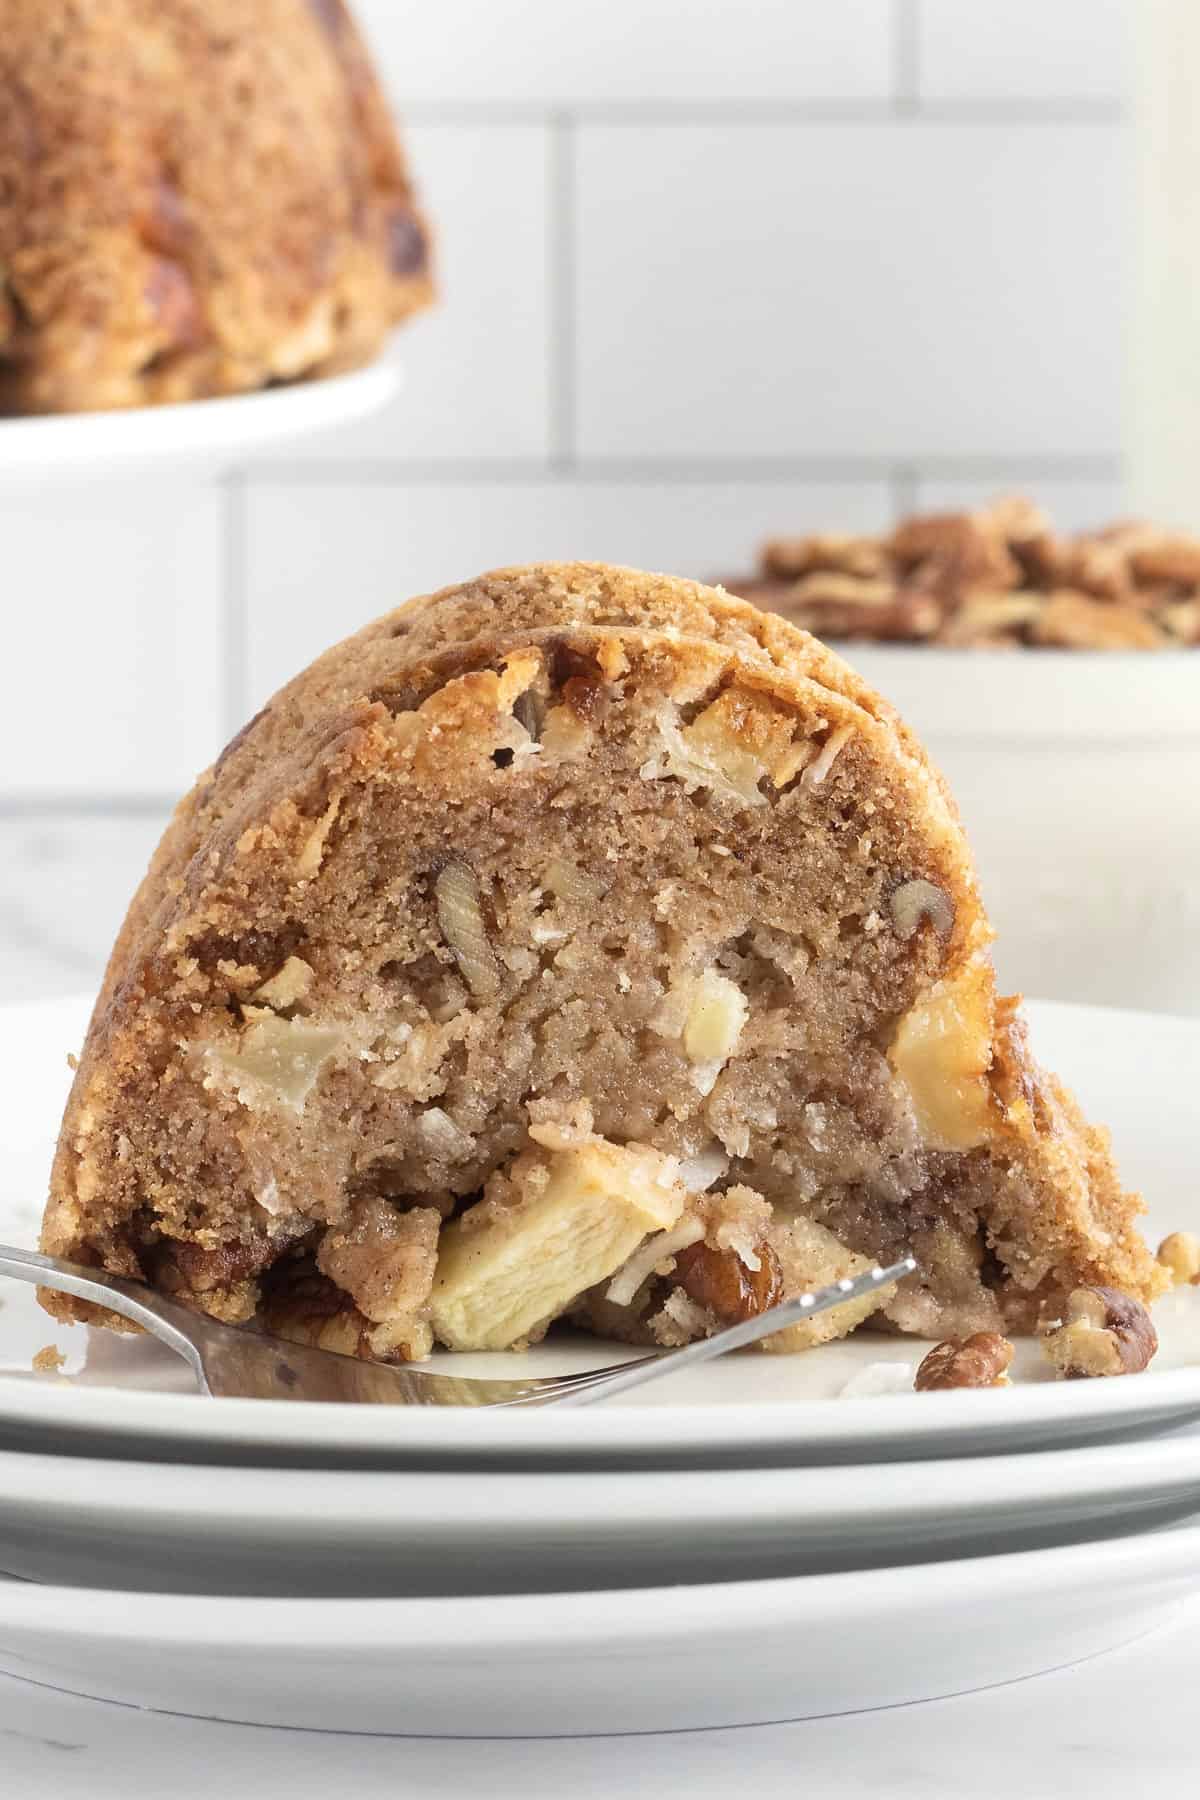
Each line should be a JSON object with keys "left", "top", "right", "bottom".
{"left": 5, "top": 0, "right": 1195, "bottom": 1015}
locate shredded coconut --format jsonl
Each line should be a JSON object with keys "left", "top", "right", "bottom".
{"left": 802, "top": 723, "right": 854, "bottom": 788}
{"left": 677, "top": 1146, "right": 729, "bottom": 1193}
{"left": 606, "top": 1216, "right": 706, "bottom": 1308}
{"left": 654, "top": 1287, "right": 714, "bottom": 1343}
{"left": 838, "top": 1360, "right": 914, "bottom": 1399}
{"left": 417, "top": 1106, "right": 474, "bottom": 1162}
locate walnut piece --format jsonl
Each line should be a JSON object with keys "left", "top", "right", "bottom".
{"left": 889, "top": 878, "right": 955, "bottom": 943}
{"left": 914, "top": 1332, "right": 1014, "bottom": 1391}
{"left": 889, "top": 513, "right": 1020, "bottom": 590}
{"left": 725, "top": 496, "right": 1200, "bottom": 651}
{"left": 1039, "top": 1286, "right": 1158, "bottom": 1379}
{"left": 435, "top": 859, "right": 499, "bottom": 1001}
{"left": 937, "top": 593, "right": 1044, "bottom": 647}
{"left": 786, "top": 573, "right": 894, "bottom": 609}
{"left": 1031, "top": 591, "right": 1166, "bottom": 651}
{"left": 1156, "top": 1231, "right": 1200, "bottom": 1286}
{"left": 761, "top": 533, "right": 886, "bottom": 581}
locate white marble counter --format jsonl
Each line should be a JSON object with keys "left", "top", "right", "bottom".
{"left": 1, "top": 1606, "right": 1196, "bottom": 1799}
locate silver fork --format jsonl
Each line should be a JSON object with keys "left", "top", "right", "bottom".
{"left": 0, "top": 1244, "right": 915, "bottom": 1409}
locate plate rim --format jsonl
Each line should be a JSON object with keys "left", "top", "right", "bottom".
{"left": 3, "top": 1428, "right": 1200, "bottom": 1528}
{"left": 3, "top": 1364, "right": 1200, "bottom": 1462}
{"left": 0, "top": 357, "right": 401, "bottom": 473}
{"left": 5, "top": 1520, "right": 1200, "bottom": 1650}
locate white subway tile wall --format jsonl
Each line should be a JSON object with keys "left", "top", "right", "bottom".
{"left": 0, "top": 484, "right": 223, "bottom": 798}
{"left": 917, "top": 0, "right": 1128, "bottom": 105}
{"left": 572, "top": 121, "right": 1122, "bottom": 461}
{"left": 286, "top": 124, "right": 555, "bottom": 463}
{"left": 1, "top": 0, "right": 1137, "bottom": 1006}
{"left": 358, "top": 0, "right": 896, "bottom": 105}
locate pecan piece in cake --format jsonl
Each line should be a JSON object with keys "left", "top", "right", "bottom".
{"left": 673, "top": 1239, "right": 784, "bottom": 1326}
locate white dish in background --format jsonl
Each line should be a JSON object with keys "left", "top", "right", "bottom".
{"left": 0, "top": 358, "right": 401, "bottom": 480}
{"left": 3, "top": 1526, "right": 1200, "bottom": 1736}
{"left": 842, "top": 646, "right": 1200, "bottom": 1017}
{"left": 1, "top": 994, "right": 1198, "bottom": 1468}
{"left": 2, "top": 1422, "right": 1200, "bottom": 1597}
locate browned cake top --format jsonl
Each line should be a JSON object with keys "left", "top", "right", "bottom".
{"left": 0, "top": 0, "right": 432, "bottom": 409}
{"left": 720, "top": 496, "right": 1200, "bottom": 650}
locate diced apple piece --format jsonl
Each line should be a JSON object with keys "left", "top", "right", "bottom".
{"left": 203, "top": 1008, "right": 343, "bottom": 1113}
{"left": 683, "top": 969, "right": 748, "bottom": 1065}
{"left": 764, "top": 1216, "right": 888, "bottom": 1352}
{"left": 430, "top": 1138, "right": 685, "bottom": 1351}
{"left": 888, "top": 964, "right": 995, "bottom": 1151}
{"left": 641, "top": 690, "right": 798, "bottom": 808}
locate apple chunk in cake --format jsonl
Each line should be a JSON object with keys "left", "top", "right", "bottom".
{"left": 40, "top": 563, "right": 1164, "bottom": 1358}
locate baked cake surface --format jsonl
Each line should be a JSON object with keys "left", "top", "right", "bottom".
{"left": 40, "top": 564, "right": 1164, "bottom": 1359}
{"left": 0, "top": 0, "right": 432, "bottom": 413}
{"left": 722, "top": 496, "right": 1200, "bottom": 649}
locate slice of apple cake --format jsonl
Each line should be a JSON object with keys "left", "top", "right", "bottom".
{"left": 40, "top": 563, "right": 1164, "bottom": 1359}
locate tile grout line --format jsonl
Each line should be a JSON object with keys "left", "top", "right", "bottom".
{"left": 220, "top": 473, "right": 250, "bottom": 740}
{"left": 890, "top": 464, "right": 921, "bottom": 521}
{"left": 891, "top": 0, "right": 921, "bottom": 116}
{"left": 548, "top": 111, "right": 577, "bottom": 472}
{"left": 397, "top": 99, "right": 1123, "bottom": 126}
{"left": 242, "top": 456, "right": 1123, "bottom": 487}
{"left": 0, "top": 797, "right": 179, "bottom": 818}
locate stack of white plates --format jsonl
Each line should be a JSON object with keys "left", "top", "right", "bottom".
{"left": 1, "top": 995, "right": 1199, "bottom": 1736}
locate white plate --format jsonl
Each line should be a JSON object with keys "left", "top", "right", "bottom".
{"left": 0, "top": 359, "right": 400, "bottom": 479}
{"left": 3, "top": 1526, "right": 1200, "bottom": 1735}
{"left": 2, "top": 995, "right": 1199, "bottom": 1468}
{"left": 3, "top": 1422, "right": 1200, "bottom": 1596}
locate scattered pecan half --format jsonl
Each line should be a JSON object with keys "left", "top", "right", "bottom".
{"left": 914, "top": 1331, "right": 1014, "bottom": 1391}
{"left": 1039, "top": 1286, "right": 1158, "bottom": 1379}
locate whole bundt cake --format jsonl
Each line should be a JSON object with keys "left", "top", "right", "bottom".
{"left": 0, "top": 0, "right": 432, "bottom": 413}
{"left": 40, "top": 565, "right": 1163, "bottom": 1362}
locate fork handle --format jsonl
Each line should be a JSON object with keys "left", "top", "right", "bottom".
{"left": 0, "top": 1243, "right": 206, "bottom": 1388}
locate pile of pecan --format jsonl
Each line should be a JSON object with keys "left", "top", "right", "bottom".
{"left": 719, "top": 496, "right": 1200, "bottom": 649}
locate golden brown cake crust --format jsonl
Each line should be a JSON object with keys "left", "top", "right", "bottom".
{"left": 0, "top": 0, "right": 432, "bottom": 412}
{"left": 41, "top": 564, "right": 1164, "bottom": 1354}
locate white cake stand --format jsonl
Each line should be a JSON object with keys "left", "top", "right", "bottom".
{"left": 0, "top": 355, "right": 401, "bottom": 480}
